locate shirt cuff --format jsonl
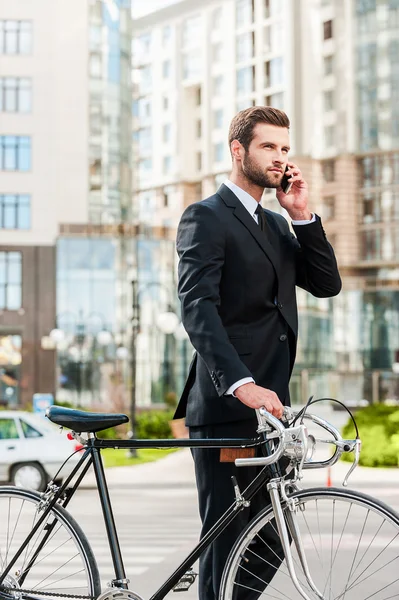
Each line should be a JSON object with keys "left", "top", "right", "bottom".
{"left": 291, "top": 213, "right": 316, "bottom": 225}
{"left": 225, "top": 377, "right": 255, "bottom": 396}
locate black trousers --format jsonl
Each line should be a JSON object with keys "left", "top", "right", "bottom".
{"left": 190, "top": 420, "right": 285, "bottom": 600}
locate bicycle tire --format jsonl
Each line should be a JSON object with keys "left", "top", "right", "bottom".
{"left": 220, "top": 486, "right": 399, "bottom": 600}
{"left": 0, "top": 486, "right": 101, "bottom": 600}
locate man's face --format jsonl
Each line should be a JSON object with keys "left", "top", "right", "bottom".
{"left": 240, "top": 123, "right": 290, "bottom": 189}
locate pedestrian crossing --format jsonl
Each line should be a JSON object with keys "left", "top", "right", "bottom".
{"left": 70, "top": 486, "right": 202, "bottom": 595}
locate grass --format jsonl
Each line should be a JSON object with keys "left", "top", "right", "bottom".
{"left": 101, "top": 447, "right": 178, "bottom": 468}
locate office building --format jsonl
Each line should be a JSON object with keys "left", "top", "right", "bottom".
{"left": 132, "top": 0, "right": 399, "bottom": 404}
{"left": 0, "top": 0, "right": 133, "bottom": 407}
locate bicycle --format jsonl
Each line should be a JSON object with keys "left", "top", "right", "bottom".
{"left": 0, "top": 401, "right": 398, "bottom": 600}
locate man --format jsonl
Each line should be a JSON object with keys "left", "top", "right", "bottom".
{"left": 174, "top": 107, "right": 341, "bottom": 600}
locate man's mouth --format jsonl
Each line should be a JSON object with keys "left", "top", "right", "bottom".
{"left": 269, "top": 168, "right": 283, "bottom": 173}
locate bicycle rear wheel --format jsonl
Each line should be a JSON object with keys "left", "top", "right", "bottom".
{"left": 0, "top": 487, "right": 101, "bottom": 600}
{"left": 220, "top": 487, "right": 399, "bottom": 600}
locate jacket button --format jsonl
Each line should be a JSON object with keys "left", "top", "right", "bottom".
{"left": 279, "top": 334, "right": 287, "bottom": 342}
{"left": 277, "top": 302, "right": 283, "bottom": 309}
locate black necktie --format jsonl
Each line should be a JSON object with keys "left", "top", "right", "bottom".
{"left": 255, "top": 204, "right": 267, "bottom": 232}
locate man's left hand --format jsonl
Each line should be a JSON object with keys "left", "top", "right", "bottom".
{"left": 276, "top": 162, "right": 312, "bottom": 221}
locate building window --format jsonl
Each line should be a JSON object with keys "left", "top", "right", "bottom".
{"left": 163, "top": 156, "right": 172, "bottom": 174}
{"left": 140, "top": 65, "right": 152, "bottom": 93}
{"left": 265, "top": 92, "right": 284, "bottom": 109}
{"left": 324, "top": 55, "right": 333, "bottom": 76}
{"left": 138, "top": 127, "right": 152, "bottom": 153}
{"left": 0, "top": 78, "right": 31, "bottom": 113}
{"left": 0, "top": 251, "right": 22, "bottom": 310}
{"left": 0, "top": 136, "right": 31, "bottom": 171}
{"left": 325, "top": 125, "right": 334, "bottom": 148}
{"left": 236, "top": 0, "right": 255, "bottom": 26}
{"left": 0, "top": 21, "right": 32, "bottom": 54}
{"left": 163, "top": 96, "right": 169, "bottom": 111}
{"left": 264, "top": 0, "right": 282, "bottom": 18}
{"left": 212, "top": 42, "right": 222, "bottom": 63}
{"left": 197, "top": 152, "right": 202, "bottom": 171}
{"left": 214, "top": 109, "right": 223, "bottom": 129}
{"left": 322, "top": 159, "right": 335, "bottom": 182}
{"left": 0, "top": 195, "right": 30, "bottom": 229}
{"left": 213, "top": 75, "right": 223, "bottom": 96}
{"left": 214, "top": 142, "right": 224, "bottom": 163}
{"left": 324, "top": 89, "right": 334, "bottom": 112}
{"left": 90, "top": 53, "right": 101, "bottom": 78}
{"left": 196, "top": 119, "right": 202, "bottom": 138}
{"left": 212, "top": 7, "right": 223, "bottom": 30}
{"left": 236, "top": 66, "right": 254, "bottom": 95}
{"left": 265, "top": 57, "right": 283, "bottom": 87}
{"left": 236, "top": 32, "right": 254, "bottom": 62}
{"left": 162, "top": 25, "right": 171, "bottom": 46}
{"left": 323, "top": 196, "right": 335, "bottom": 221}
{"left": 196, "top": 87, "right": 202, "bottom": 105}
{"left": 162, "top": 60, "right": 171, "bottom": 79}
{"left": 323, "top": 20, "right": 333, "bottom": 40}
{"left": 163, "top": 123, "right": 171, "bottom": 143}
{"left": 182, "top": 16, "right": 201, "bottom": 48}
{"left": 183, "top": 51, "right": 200, "bottom": 80}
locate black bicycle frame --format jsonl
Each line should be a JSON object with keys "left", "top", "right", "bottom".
{"left": 0, "top": 433, "right": 278, "bottom": 600}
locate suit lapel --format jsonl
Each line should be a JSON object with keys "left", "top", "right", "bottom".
{"left": 217, "top": 184, "right": 281, "bottom": 283}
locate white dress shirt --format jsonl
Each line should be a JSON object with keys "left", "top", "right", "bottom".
{"left": 223, "top": 179, "right": 315, "bottom": 396}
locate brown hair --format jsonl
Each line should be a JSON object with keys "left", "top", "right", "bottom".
{"left": 228, "top": 106, "right": 290, "bottom": 153}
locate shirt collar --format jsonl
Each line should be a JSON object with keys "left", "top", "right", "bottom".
{"left": 224, "top": 179, "right": 259, "bottom": 217}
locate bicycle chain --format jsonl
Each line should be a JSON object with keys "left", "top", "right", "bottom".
{"left": 0, "top": 585, "right": 94, "bottom": 599}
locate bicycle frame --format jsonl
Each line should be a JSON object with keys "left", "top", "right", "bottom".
{"left": 0, "top": 433, "right": 282, "bottom": 600}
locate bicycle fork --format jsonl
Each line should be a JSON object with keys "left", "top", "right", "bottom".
{"left": 268, "top": 481, "right": 324, "bottom": 600}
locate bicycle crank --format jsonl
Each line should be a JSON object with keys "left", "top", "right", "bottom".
{"left": 96, "top": 589, "right": 143, "bottom": 600}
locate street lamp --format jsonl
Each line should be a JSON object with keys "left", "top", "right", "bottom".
{"left": 49, "top": 313, "right": 128, "bottom": 408}
{"left": 129, "top": 279, "right": 180, "bottom": 455}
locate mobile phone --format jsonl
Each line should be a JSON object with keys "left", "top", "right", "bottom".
{"left": 281, "top": 165, "right": 293, "bottom": 194}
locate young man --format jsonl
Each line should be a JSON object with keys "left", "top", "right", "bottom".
{"left": 174, "top": 107, "right": 341, "bottom": 600}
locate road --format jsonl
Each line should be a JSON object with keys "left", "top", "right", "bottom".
{"left": 64, "top": 404, "right": 399, "bottom": 600}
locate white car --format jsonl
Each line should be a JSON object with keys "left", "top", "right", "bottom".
{"left": 0, "top": 410, "right": 83, "bottom": 491}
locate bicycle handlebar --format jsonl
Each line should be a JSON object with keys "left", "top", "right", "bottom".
{"left": 235, "top": 407, "right": 361, "bottom": 485}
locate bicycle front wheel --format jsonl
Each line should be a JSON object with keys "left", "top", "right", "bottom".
{"left": 0, "top": 487, "right": 101, "bottom": 600}
{"left": 220, "top": 486, "right": 399, "bottom": 600}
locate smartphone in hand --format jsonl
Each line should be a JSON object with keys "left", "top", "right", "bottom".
{"left": 281, "top": 165, "right": 293, "bottom": 194}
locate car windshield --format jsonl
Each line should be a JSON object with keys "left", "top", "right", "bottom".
{"left": 22, "top": 414, "right": 59, "bottom": 435}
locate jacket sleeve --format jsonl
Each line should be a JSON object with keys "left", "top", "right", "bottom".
{"left": 176, "top": 202, "right": 253, "bottom": 396}
{"left": 289, "top": 215, "right": 342, "bottom": 297}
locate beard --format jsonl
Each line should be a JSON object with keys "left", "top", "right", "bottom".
{"left": 241, "top": 152, "right": 282, "bottom": 189}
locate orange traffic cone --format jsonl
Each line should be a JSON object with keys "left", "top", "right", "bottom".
{"left": 326, "top": 467, "right": 332, "bottom": 488}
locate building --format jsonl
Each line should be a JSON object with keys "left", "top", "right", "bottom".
{"left": 132, "top": 0, "right": 399, "bottom": 404}
{"left": 0, "top": 0, "right": 133, "bottom": 408}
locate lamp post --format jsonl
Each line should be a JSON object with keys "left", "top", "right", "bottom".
{"left": 49, "top": 312, "right": 127, "bottom": 408}
{"left": 129, "top": 279, "right": 180, "bottom": 455}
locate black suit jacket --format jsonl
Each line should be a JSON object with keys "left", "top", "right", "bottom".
{"left": 174, "top": 184, "right": 341, "bottom": 427}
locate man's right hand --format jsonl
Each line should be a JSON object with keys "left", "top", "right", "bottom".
{"left": 234, "top": 382, "right": 284, "bottom": 418}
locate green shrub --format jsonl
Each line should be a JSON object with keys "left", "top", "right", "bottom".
{"left": 342, "top": 404, "right": 399, "bottom": 467}
{"left": 135, "top": 409, "right": 174, "bottom": 439}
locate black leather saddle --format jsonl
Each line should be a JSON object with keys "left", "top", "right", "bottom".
{"left": 46, "top": 405, "right": 129, "bottom": 433}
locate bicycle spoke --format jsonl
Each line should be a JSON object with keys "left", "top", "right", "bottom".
{"left": 32, "top": 554, "right": 81, "bottom": 590}
{"left": 237, "top": 564, "right": 292, "bottom": 600}
{"left": 362, "top": 576, "right": 399, "bottom": 600}
{"left": 336, "top": 552, "right": 399, "bottom": 597}
{"left": 349, "top": 518, "right": 384, "bottom": 581}
{"left": 324, "top": 499, "right": 351, "bottom": 600}
{"left": 39, "top": 568, "right": 86, "bottom": 590}
{"left": 233, "top": 581, "right": 287, "bottom": 600}
{"left": 340, "top": 507, "right": 370, "bottom": 600}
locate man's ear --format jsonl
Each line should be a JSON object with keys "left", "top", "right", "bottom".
{"left": 231, "top": 140, "right": 243, "bottom": 162}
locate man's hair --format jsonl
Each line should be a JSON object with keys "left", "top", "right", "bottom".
{"left": 228, "top": 106, "right": 290, "bottom": 153}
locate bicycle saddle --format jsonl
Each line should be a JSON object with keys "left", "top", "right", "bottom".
{"left": 46, "top": 405, "right": 129, "bottom": 433}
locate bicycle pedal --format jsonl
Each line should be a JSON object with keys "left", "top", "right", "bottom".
{"left": 172, "top": 569, "right": 197, "bottom": 592}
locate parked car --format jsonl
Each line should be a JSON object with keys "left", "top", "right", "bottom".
{"left": 0, "top": 411, "right": 84, "bottom": 492}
